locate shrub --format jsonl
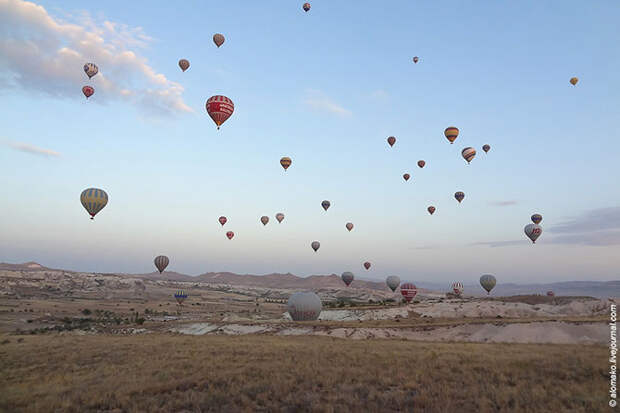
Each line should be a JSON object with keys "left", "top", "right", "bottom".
{"left": 82, "top": 309, "right": 92, "bottom": 315}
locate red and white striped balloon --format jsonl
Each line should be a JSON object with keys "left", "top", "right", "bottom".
{"left": 206, "top": 95, "right": 234, "bottom": 129}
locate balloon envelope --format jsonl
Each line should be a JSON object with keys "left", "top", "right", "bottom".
{"left": 178, "top": 59, "right": 190, "bottom": 71}
{"left": 451, "top": 281, "right": 464, "bottom": 296}
{"left": 226, "top": 231, "right": 234, "bottom": 240}
{"left": 206, "top": 95, "right": 234, "bottom": 129}
{"left": 311, "top": 241, "right": 320, "bottom": 252}
{"left": 303, "top": 2, "right": 311, "bottom": 12}
{"left": 444, "top": 127, "right": 459, "bottom": 144}
{"left": 260, "top": 216, "right": 269, "bottom": 226}
{"left": 413, "top": 56, "right": 419, "bottom": 63}
{"left": 403, "top": 173, "right": 410, "bottom": 181}
{"left": 276, "top": 213, "right": 285, "bottom": 223}
{"left": 80, "top": 188, "right": 108, "bottom": 219}
{"left": 454, "top": 191, "right": 465, "bottom": 203}
{"left": 83, "top": 63, "right": 98, "bottom": 79}
{"left": 219, "top": 216, "right": 227, "bottom": 226}
{"left": 417, "top": 160, "right": 425, "bottom": 168}
{"left": 213, "top": 33, "right": 225, "bottom": 47}
{"left": 154, "top": 255, "right": 169, "bottom": 274}
{"left": 363, "top": 261, "right": 371, "bottom": 270}
{"left": 524, "top": 223, "right": 542, "bottom": 243}
{"left": 341, "top": 272, "right": 354, "bottom": 286}
{"left": 480, "top": 274, "right": 496, "bottom": 294}
{"left": 400, "top": 283, "right": 417, "bottom": 302}
{"left": 427, "top": 206, "right": 436, "bottom": 215}
{"left": 82, "top": 86, "right": 94, "bottom": 99}
{"left": 462, "top": 147, "right": 476, "bottom": 164}
{"left": 288, "top": 292, "right": 321, "bottom": 321}
{"left": 570, "top": 77, "right": 578, "bottom": 85}
{"left": 531, "top": 214, "right": 543, "bottom": 225}
{"left": 482, "top": 144, "right": 491, "bottom": 153}
{"left": 174, "top": 290, "right": 188, "bottom": 304}
{"left": 387, "top": 136, "right": 396, "bottom": 147}
{"left": 386, "top": 275, "right": 400, "bottom": 292}
{"left": 321, "top": 200, "right": 331, "bottom": 211}
{"left": 346, "top": 222, "right": 354, "bottom": 232}
{"left": 280, "top": 157, "right": 292, "bottom": 170}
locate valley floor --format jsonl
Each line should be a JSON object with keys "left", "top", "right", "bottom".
{"left": 0, "top": 333, "right": 610, "bottom": 412}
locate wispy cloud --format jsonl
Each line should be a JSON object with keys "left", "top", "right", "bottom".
{"left": 547, "top": 207, "right": 620, "bottom": 246}
{"left": 4, "top": 140, "right": 60, "bottom": 157}
{"left": 488, "top": 200, "right": 518, "bottom": 207}
{"left": 0, "top": 0, "right": 191, "bottom": 116}
{"left": 304, "top": 89, "right": 352, "bottom": 117}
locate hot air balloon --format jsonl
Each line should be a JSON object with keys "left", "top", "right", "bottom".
{"left": 386, "top": 276, "right": 400, "bottom": 292}
{"left": 205, "top": 95, "right": 234, "bottom": 129}
{"left": 547, "top": 291, "right": 555, "bottom": 297}
{"left": 451, "top": 281, "right": 464, "bottom": 296}
{"left": 570, "top": 77, "right": 578, "bottom": 86}
{"left": 321, "top": 200, "right": 331, "bottom": 211}
{"left": 83, "top": 63, "right": 98, "bottom": 79}
{"left": 417, "top": 160, "right": 425, "bottom": 168}
{"left": 363, "top": 261, "right": 371, "bottom": 270}
{"left": 403, "top": 173, "right": 410, "bottom": 181}
{"left": 260, "top": 216, "right": 269, "bottom": 226}
{"left": 461, "top": 147, "right": 476, "bottom": 164}
{"left": 288, "top": 292, "right": 321, "bottom": 321}
{"left": 413, "top": 56, "right": 419, "bottom": 64}
{"left": 219, "top": 216, "right": 227, "bottom": 226}
{"left": 524, "top": 224, "right": 542, "bottom": 243}
{"left": 400, "top": 283, "right": 417, "bottom": 303}
{"left": 444, "top": 127, "right": 459, "bottom": 144}
{"left": 482, "top": 144, "right": 491, "bottom": 153}
{"left": 311, "top": 241, "right": 320, "bottom": 252}
{"left": 80, "top": 188, "right": 108, "bottom": 220}
{"left": 341, "top": 272, "right": 354, "bottom": 287}
{"left": 302, "top": 2, "right": 311, "bottom": 12}
{"left": 82, "top": 86, "right": 94, "bottom": 99}
{"left": 178, "top": 59, "right": 190, "bottom": 72}
{"left": 226, "top": 231, "right": 234, "bottom": 240}
{"left": 480, "top": 274, "right": 496, "bottom": 295}
{"left": 174, "top": 290, "right": 188, "bottom": 305}
{"left": 213, "top": 33, "right": 225, "bottom": 48}
{"left": 154, "top": 256, "right": 169, "bottom": 274}
{"left": 454, "top": 191, "right": 465, "bottom": 203}
{"left": 387, "top": 136, "right": 396, "bottom": 147}
{"left": 427, "top": 206, "right": 436, "bottom": 215}
{"left": 280, "top": 157, "right": 292, "bottom": 171}
{"left": 346, "top": 222, "right": 354, "bottom": 232}
{"left": 276, "top": 213, "right": 285, "bottom": 223}
{"left": 531, "top": 214, "right": 543, "bottom": 225}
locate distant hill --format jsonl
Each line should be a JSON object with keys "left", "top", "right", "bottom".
{"left": 415, "top": 280, "right": 620, "bottom": 299}
{"left": 195, "top": 272, "right": 388, "bottom": 291}
{"left": 1, "top": 261, "right": 617, "bottom": 297}
{"left": 0, "top": 262, "right": 63, "bottom": 272}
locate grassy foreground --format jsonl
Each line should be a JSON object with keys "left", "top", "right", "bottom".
{"left": 0, "top": 333, "right": 609, "bottom": 412}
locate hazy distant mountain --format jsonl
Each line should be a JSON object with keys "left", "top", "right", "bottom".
{"left": 415, "top": 280, "right": 620, "bottom": 299}
{"left": 0, "top": 262, "right": 61, "bottom": 272}
{"left": 2, "top": 262, "right": 617, "bottom": 297}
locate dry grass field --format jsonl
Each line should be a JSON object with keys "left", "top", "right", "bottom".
{"left": 0, "top": 333, "right": 609, "bottom": 412}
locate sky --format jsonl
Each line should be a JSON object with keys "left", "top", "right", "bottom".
{"left": 1, "top": 0, "right": 619, "bottom": 283}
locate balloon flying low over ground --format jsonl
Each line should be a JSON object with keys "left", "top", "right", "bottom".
{"left": 1, "top": 1, "right": 619, "bottom": 284}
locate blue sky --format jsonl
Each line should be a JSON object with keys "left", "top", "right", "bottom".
{"left": 1, "top": 0, "right": 619, "bottom": 283}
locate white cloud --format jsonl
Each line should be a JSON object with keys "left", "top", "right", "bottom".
{"left": 0, "top": 0, "right": 191, "bottom": 116}
{"left": 4, "top": 140, "right": 60, "bottom": 157}
{"left": 303, "top": 89, "right": 352, "bottom": 117}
